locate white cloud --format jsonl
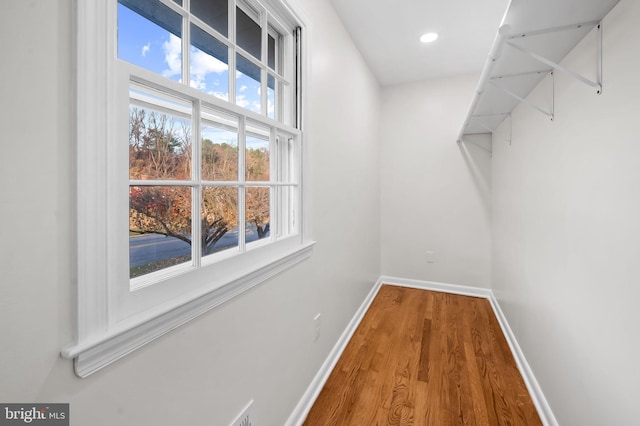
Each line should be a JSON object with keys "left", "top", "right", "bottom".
{"left": 189, "top": 47, "right": 228, "bottom": 91}
{"left": 190, "top": 78, "right": 206, "bottom": 91}
{"left": 236, "top": 94, "right": 261, "bottom": 113}
{"left": 211, "top": 91, "right": 229, "bottom": 101}
{"left": 236, "top": 94, "right": 250, "bottom": 108}
{"left": 162, "top": 34, "right": 182, "bottom": 78}
{"left": 191, "top": 48, "right": 228, "bottom": 75}
{"left": 141, "top": 42, "right": 151, "bottom": 57}
{"left": 239, "top": 85, "right": 248, "bottom": 92}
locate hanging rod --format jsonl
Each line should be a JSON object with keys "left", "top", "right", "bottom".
{"left": 456, "top": 25, "right": 511, "bottom": 143}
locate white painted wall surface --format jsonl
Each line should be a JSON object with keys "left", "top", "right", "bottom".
{"left": 380, "top": 77, "right": 492, "bottom": 288}
{"left": 492, "top": 0, "right": 640, "bottom": 424}
{"left": 0, "top": 1, "right": 380, "bottom": 425}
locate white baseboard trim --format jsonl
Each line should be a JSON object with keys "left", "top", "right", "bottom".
{"left": 378, "top": 275, "right": 493, "bottom": 298}
{"left": 485, "top": 292, "right": 559, "bottom": 426}
{"left": 284, "top": 277, "right": 385, "bottom": 426}
{"left": 286, "top": 276, "right": 558, "bottom": 426}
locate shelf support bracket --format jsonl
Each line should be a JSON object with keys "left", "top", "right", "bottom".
{"left": 488, "top": 76, "right": 554, "bottom": 121}
{"left": 506, "top": 22, "right": 603, "bottom": 94}
{"left": 467, "top": 112, "right": 510, "bottom": 133}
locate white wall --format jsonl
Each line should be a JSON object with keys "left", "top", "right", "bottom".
{"left": 492, "top": 0, "right": 640, "bottom": 424}
{"left": 380, "top": 76, "right": 492, "bottom": 287}
{"left": 0, "top": 1, "right": 380, "bottom": 425}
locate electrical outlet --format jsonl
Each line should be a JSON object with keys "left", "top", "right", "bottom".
{"left": 313, "top": 313, "right": 321, "bottom": 342}
{"left": 230, "top": 400, "right": 254, "bottom": 426}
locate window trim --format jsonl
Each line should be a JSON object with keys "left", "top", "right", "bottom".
{"left": 62, "top": 0, "right": 312, "bottom": 377}
{"left": 123, "top": 68, "right": 301, "bottom": 292}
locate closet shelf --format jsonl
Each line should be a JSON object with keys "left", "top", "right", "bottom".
{"left": 457, "top": 0, "right": 620, "bottom": 142}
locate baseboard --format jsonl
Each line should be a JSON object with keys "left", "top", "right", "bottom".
{"left": 378, "top": 275, "right": 493, "bottom": 299}
{"left": 485, "top": 292, "right": 559, "bottom": 426}
{"left": 286, "top": 276, "right": 558, "bottom": 426}
{"left": 284, "top": 277, "right": 385, "bottom": 426}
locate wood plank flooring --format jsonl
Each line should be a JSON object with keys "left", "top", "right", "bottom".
{"left": 303, "top": 285, "right": 542, "bottom": 426}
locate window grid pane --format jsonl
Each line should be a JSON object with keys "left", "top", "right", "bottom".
{"left": 202, "top": 186, "right": 239, "bottom": 256}
{"left": 128, "top": 105, "right": 192, "bottom": 181}
{"left": 118, "top": 0, "right": 183, "bottom": 82}
{"left": 267, "top": 34, "right": 276, "bottom": 71}
{"left": 236, "top": 4, "right": 262, "bottom": 60}
{"left": 190, "top": 0, "right": 228, "bottom": 37}
{"left": 119, "top": 0, "right": 293, "bottom": 125}
{"left": 236, "top": 54, "right": 262, "bottom": 114}
{"left": 267, "top": 74, "right": 276, "bottom": 120}
{"left": 246, "top": 134, "right": 269, "bottom": 181}
{"left": 246, "top": 187, "right": 270, "bottom": 243}
{"left": 201, "top": 122, "right": 239, "bottom": 182}
{"left": 129, "top": 185, "right": 193, "bottom": 277}
{"left": 190, "top": 24, "right": 230, "bottom": 100}
{"left": 121, "top": 0, "right": 299, "bottom": 284}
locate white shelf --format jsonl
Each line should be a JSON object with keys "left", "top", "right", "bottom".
{"left": 457, "top": 0, "right": 620, "bottom": 141}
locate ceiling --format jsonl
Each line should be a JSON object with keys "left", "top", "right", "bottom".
{"left": 330, "top": 0, "right": 511, "bottom": 86}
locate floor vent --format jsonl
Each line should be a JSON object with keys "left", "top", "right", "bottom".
{"left": 230, "top": 400, "right": 254, "bottom": 426}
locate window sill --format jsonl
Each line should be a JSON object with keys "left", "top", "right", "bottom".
{"left": 61, "top": 240, "right": 315, "bottom": 377}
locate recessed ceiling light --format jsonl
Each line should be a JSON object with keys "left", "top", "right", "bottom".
{"left": 420, "top": 32, "right": 439, "bottom": 43}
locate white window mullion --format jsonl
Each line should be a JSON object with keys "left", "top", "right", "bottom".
{"left": 192, "top": 98, "right": 202, "bottom": 267}
{"left": 128, "top": 179, "right": 196, "bottom": 187}
{"left": 238, "top": 115, "right": 247, "bottom": 252}
{"left": 200, "top": 180, "right": 241, "bottom": 187}
{"left": 291, "top": 136, "right": 300, "bottom": 234}
{"left": 158, "top": 0, "right": 184, "bottom": 13}
{"left": 229, "top": 47, "right": 236, "bottom": 105}
{"left": 278, "top": 134, "right": 287, "bottom": 238}
{"left": 293, "top": 28, "right": 301, "bottom": 128}
{"left": 229, "top": 0, "right": 236, "bottom": 42}
{"left": 272, "top": 27, "right": 280, "bottom": 121}
{"left": 229, "top": 0, "right": 237, "bottom": 104}
{"left": 271, "top": 129, "right": 278, "bottom": 239}
{"left": 283, "top": 136, "right": 293, "bottom": 237}
{"left": 261, "top": 9, "right": 268, "bottom": 116}
{"left": 182, "top": 10, "right": 190, "bottom": 88}
{"left": 261, "top": 68, "right": 268, "bottom": 117}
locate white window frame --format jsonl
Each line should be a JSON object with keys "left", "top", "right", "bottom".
{"left": 62, "top": 0, "right": 312, "bottom": 377}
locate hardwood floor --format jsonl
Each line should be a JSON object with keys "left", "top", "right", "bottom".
{"left": 303, "top": 285, "right": 542, "bottom": 426}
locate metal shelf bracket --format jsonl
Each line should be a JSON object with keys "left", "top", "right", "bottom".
{"left": 470, "top": 112, "right": 511, "bottom": 127}
{"left": 488, "top": 71, "right": 555, "bottom": 121}
{"left": 456, "top": 0, "right": 619, "bottom": 143}
{"left": 506, "top": 21, "right": 603, "bottom": 94}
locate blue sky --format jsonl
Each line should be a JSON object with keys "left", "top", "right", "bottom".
{"left": 118, "top": 3, "right": 179, "bottom": 81}
{"left": 118, "top": 2, "right": 267, "bottom": 115}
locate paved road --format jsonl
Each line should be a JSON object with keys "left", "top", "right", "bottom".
{"left": 129, "top": 234, "right": 191, "bottom": 267}
{"left": 130, "top": 225, "right": 266, "bottom": 266}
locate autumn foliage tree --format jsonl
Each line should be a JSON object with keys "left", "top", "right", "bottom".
{"left": 129, "top": 186, "right": 192, "bottom": 245}
{"left": 129, "top": 108, "right": 191, "bottom": 180}
{"left": 247, "top": 187, "right": 270, "bottom": 238}
{"left": 245, "top": 142, "right": 270, "bottom": 239}
{"left": 129, "top": 107, "right": 271, "bottom": 261}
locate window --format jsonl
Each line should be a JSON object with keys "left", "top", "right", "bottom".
{"left": 63, "top": 0, "right": 310, "bottom": 377}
